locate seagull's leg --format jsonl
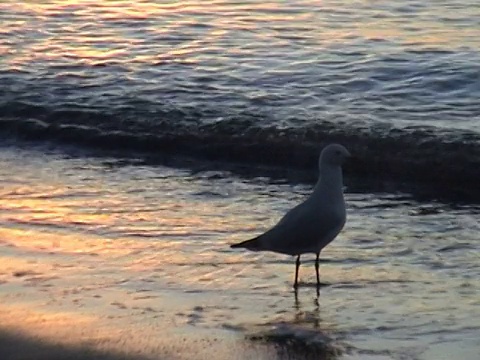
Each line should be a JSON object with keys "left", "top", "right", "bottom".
{"left": 315, "top": 252, "right": 320, "bottom": 288}
{"left": 294, "top": 255, "right": 301, "bottom": 289}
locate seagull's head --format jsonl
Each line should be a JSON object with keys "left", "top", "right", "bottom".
{"left": 319, "top": 143, "right": 351, "bottom": 167}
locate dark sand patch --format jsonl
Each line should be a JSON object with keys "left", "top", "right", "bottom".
{"left": 0, "top": 328, "right": 156, "bottom": 360}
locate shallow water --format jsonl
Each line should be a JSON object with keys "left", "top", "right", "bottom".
{"left": 0, "top": 144, "right": 479, "bottom": 359}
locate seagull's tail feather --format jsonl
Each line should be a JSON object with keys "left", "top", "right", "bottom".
{"left": 230, "top": 236, "right": 262, "bottom": 251}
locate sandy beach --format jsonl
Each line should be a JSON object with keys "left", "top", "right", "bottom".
{"left": 0, "top": 295, "right": 343, "bottom": 360}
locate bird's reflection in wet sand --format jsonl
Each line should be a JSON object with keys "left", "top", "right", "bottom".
{"left": 246, "top": 285, "right": 340, "bottom": 360}
{"left": 294, "top": 280, "right": 330, "bottom": 310}
{"left": 293, "top": 286, "right": 321, "bottom": 328}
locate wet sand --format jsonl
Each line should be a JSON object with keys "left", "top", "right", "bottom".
{"left": 0, "top": 303, "right": 341, "bottom": 360}
{"left": 0, "top": 329, "right": 149, "bottom": 360}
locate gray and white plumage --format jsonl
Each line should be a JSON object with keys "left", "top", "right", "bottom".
{"left": 230, "top": 143, "right": 350, "bottom": 288}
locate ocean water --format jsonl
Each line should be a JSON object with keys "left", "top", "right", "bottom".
{"left": 1, "top": 0, "right": 480, "bottom": 199}
{"left": 0, "top": 1, "right": 480, "bottom": 359}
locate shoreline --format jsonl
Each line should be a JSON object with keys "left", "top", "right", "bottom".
{"left": 1, "top": 132, "right": 480, "bottom": 204}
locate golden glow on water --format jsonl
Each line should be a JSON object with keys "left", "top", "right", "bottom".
{"left": 2, "top": 0, "right": 479, "bottom": 68}
{"left": 0, "top": 304, "right": 96, "bottom": 338}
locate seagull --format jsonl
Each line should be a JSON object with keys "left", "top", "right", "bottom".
{"left": 230, "top": 143, "right": 350, "bottom": 289}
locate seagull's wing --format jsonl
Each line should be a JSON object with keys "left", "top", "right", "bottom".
{"left": 257, "top": 199, "right": 343, "bottom": 255}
